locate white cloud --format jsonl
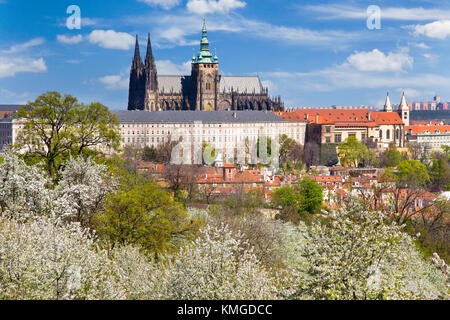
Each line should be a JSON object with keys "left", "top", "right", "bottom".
{"left": 2, "top": 38, "right": 45, "bottom": 54}
{"left": 129, "top": 13, "right": 357, "bottom": 49}
{"left": 303, "top": 5, "right": 450, "bottom": 21}
{"left": 87, "top": 30, "right": 135, "bottom": 50}
{"left": 57, "top": 34, "right": 83, "bottom": 44}
{"left": 410, "top": 42, "right": 430, "bottom": 49}
{"left": 413, "top": 20, "right": 450, "bottom": 39}
{"left": 82, "top": 18, "right": 101, "bottom": 27}
{"left": 0, "top": 89, "right": 29, "bottom": 100}
{"left": 156, "top": 60, "right": 191, "bottom": 75}
{"left": 98, "top": 74, "right": 129, "bottom": 90}
{"left": 0, "top": 57, "right": 47, "bottom": 78}
{"left": 346, "top": 49, "right": 413, "bottom": 72}
{"left": 187, "top": 0, "right": 246, "bottom": 15}
{"left": 138, "top": 0, "right": 181, "bottom": 10}
{"left": 0, "top": 39, "right": 47, "bottom": 78}
{"left": 394, "top": 88, "right": 433, "bottom": 100}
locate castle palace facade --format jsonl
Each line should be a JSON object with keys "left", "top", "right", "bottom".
{"left": 128, "top": 20, "right": 283, "bottom": 112}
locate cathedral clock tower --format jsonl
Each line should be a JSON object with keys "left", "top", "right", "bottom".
{"left": 191, "top": 18, "right": 220, "bottom": 111}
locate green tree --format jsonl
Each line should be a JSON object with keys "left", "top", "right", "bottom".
{"left": 428, "top": 156, "right": 450, "bottom": 192}
{"left": 320, "top": 143, "right": 339, "bottom": 167}
{"left": 14, "top": 92, "right": 120, "bottom": 177}
{"left": 271, "top": 178, "right": 323, "bottom": 222}
{"left": 142, "top": 146, "right": 158, "bottom": 162}
{"left": 381, "top": 144, "right": 403, "bottom": 167}
{"left": 338, "top": 137, "right": 369, "bottom": 167}
{"left": 296, "top": 177, "right": 324, "bottom": 214}
{"left": 397, "top": 159, "right": 430, "bottom": 189}
{"left": 93, "top": 182, "right": 201, "bottom": 257}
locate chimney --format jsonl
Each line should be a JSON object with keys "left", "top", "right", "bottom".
{"left": 368, "top": 112, "right": 371, "bottom": 121}
{"left": 315, "top": 114, "right": 319, "bottom": 123}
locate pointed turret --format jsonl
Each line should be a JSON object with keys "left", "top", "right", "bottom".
{"left": 145, "top": 33, "right": 158, "bottom": 92}
{"left": 399, "top": 92, "right": 408, "bottom": 110}
{"left": 132, "top": 35, "right": 144, "bottom": 69}
{"left": 128, "top": 35, "right": 146, "bottom": 110}
{"left": 398, "top": 92, "right": 409, "bottom": 126}
{"left": 384, "top": 92, "right": 392, "bottom": 112}
{"left": 193, "top": 17, "right": 215, "bottom": 64}
{"left": 144, "top": 33, "right": 159, "bottom": 111}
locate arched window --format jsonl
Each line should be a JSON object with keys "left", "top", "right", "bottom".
{"left": 396, "top": 129, "right": 399, "bottom": 139}
{"left": 379, "top": 130, "right": 383, "bottom": 139}
{"left": 386, "top": 129, "right": 390, "bottom": 139}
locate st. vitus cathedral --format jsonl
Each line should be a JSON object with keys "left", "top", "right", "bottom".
{"left": 128, "top": 19, "right": 283, "bottom": 112}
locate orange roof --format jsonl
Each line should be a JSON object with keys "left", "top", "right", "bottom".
{"left": 410, "top": 121, "right": 443, "bottom": 126}
{"left": 276, "top": 109, "right": 370, "bottom": 124}
{"left": 371, "top": 112, "right": 403, "bottom": 125}
{"left": 406, "top": 125, "right": 450, "bottom": 134}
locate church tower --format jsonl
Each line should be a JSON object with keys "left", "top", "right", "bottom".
{"left": 398, "top": 92, "right": 410, "bottom": 126}
{"left": 144, "top": 33, "right": 159, "bottom": 111}
{"left": 383, "top": 92, "right": 392, "bottom": 112}
{"left": 191, "top": 18, "right": 220, "bottom": 111}
{"left": 128, "top": 35, "right": 146, "bottom": 110}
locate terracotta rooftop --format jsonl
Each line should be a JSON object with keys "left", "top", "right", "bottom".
{"left": 371, "top": 112, "right": 403, "bottom": 125}
{"left": 275, "top": 109, "right": 370, "bottom": 124}
{"left": 406, "top": 125, "right": 450, "bottom": 134}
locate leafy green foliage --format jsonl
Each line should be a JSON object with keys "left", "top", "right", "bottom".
{"left": 338, "top": 136, "right": 374, "bottom": 167}
{"left": 381, "top": 144, "right": 404, "bottom": 167}
{"left": 93, "top": 182, "right": 201, "bottom": 256}
{"left": 272, "top": 178, "right": 323, "bottom": 222}
{"left": 320, "top": 143, "right": 339, "bottom": 167}
{"left": 14, "top": 91, "right": 120, "bottom": 177}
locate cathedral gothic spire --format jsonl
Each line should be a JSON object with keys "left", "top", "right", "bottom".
{"left": 145, "top": 33, "right": 158, "bottom": 93}
{"left": 384, "top": 92, "right": 392, "bottom": 112}
{"left": 128, "top": 35, "right": 145, "bottom": 110}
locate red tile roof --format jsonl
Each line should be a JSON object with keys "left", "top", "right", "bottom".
{"left": 370, "top": 112, "right": 404, "bottom": 125}
{"left": 275, "top": 109, "right": 370, "bottom": 124}
{"left": 406, "top": 125, "right": 450, "bottom": 134}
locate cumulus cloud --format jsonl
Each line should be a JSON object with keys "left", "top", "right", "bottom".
{"left": 138, "top": 0, "right": 181, "bottom": 10}
{"left": 2, "top": 38, "right": 45, "bottom": 54}
{"left": 413, "top": 20, "right": 450, "bottom": 39}
{"left": 57, "top": 34, "right": 83, "bottom": 44}
{"left": 303, "top": 5, "right": 450, "bottom": 21}
{"left": 410, "top": 42, "right": 430, "bottom": 49}
{"left": 156, "top": 60, "right": 191, "bottom": 75}
{"left": 87, "top": 30, "right": 135, "bottom": 50}
{"left": 0, "top": 57, "right": 47, "bottom": 78}
{"left": 187, "top": 0, "right": 246, "bottom": 15}
{"left": 0, "top": 39, "right": 47, "bottom": 78}
{"left": 98, "top": 74, "right": 129, "bottom": 89}
{"left": 346, "top": 49, "right": 413, "bottom": 72}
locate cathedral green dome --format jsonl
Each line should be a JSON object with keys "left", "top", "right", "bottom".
{"left": 193, "top": 18, "right": 217, "bottom": 64}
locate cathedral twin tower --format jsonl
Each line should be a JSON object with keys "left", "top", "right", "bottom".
{"left": 128, "top": 19, "right": 282, "bottom": 112}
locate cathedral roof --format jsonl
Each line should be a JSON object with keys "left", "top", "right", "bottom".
{"left": 220, "top": 76, "right": 264, "bottom": 94}
{"left": 157, "top": 75, "right": 264, "bottom": 94}
{"left": 158, "top": 75, "right": 190, "bottom": 93}
{"left": 112, "top": 110, "right": 288, "bottom": 123}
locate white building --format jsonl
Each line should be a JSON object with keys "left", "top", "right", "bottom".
{"left": 113, "top": 110, "right": 307, "bottom": 165}
{"left": 406, "top": 124, "right": 450, "bottom": 151}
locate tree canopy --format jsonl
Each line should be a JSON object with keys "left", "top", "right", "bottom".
{"left": 14, "top": 91, "right": 120, "bottom": 176}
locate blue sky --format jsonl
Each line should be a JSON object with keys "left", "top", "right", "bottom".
{"left": 1, "top": 0, "right": 450, "bottom": 110}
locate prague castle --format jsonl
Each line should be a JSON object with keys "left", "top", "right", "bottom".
{"left": 127, "top": 19, "right": 283, "bottom": 112}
